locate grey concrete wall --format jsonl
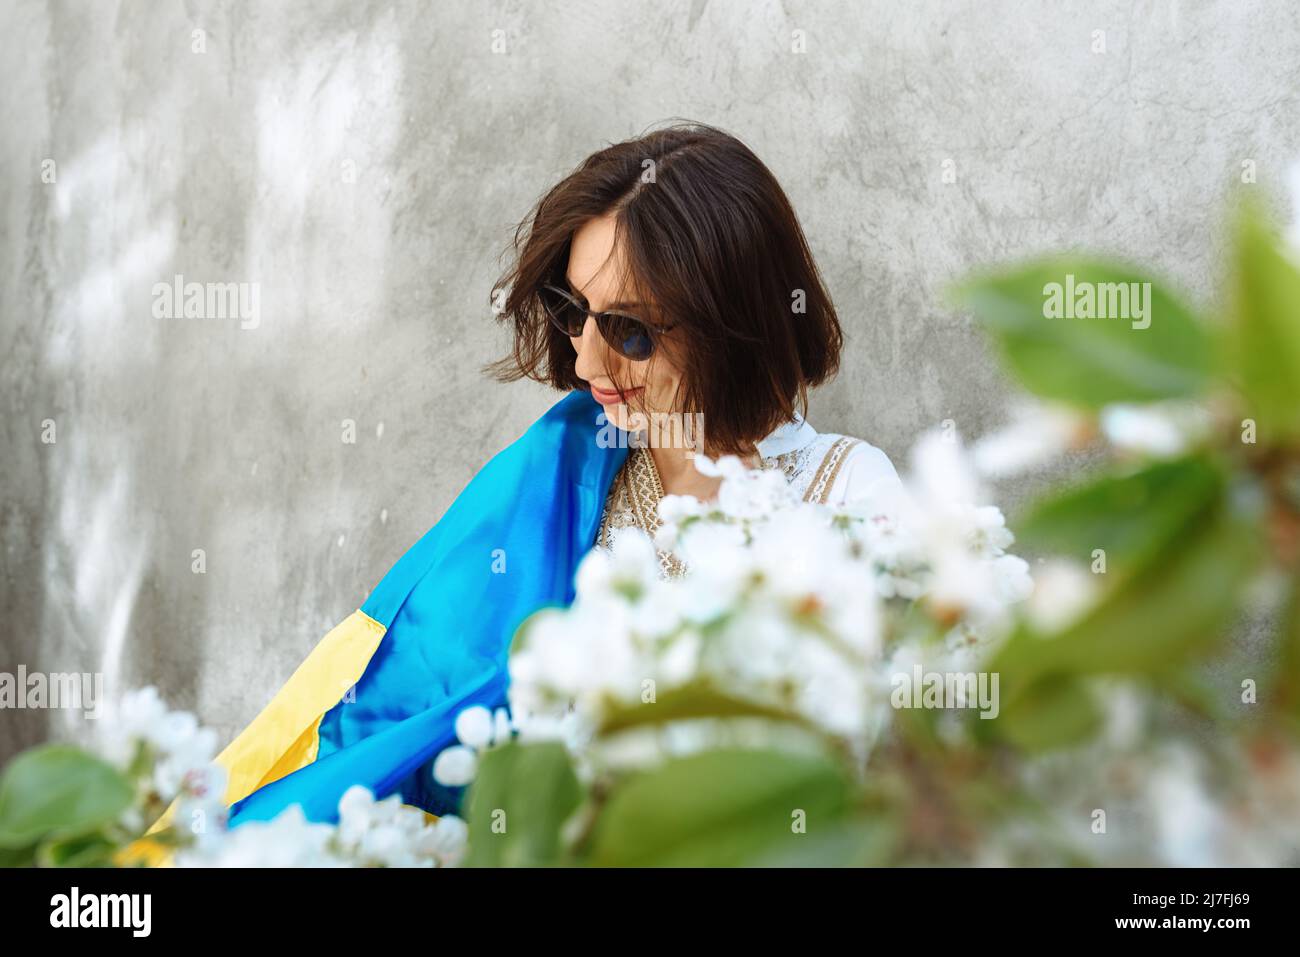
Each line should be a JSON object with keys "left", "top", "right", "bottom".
{"left": 3, "top": 0, "right": 1298, "bottom": 758}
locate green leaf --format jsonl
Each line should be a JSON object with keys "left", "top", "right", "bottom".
{"left": 992, "top": 677, "right": 1102, "bottom": 752}
{"left": 1016, "top": 455, "right": 1225, "bottom": 582}
{"left": 749, "top": 816, "right": 900, "bottom": 867}
{"left": 596, "top": 680, "right": 812, "bottom": 736}
{"left": 0, "top": 844, "right": 35, "bottom": 868}
{"left": 1273, "top": 563, "right": 1300, "bottom": 719}
{"left": 951, "top": 258, "right": 1212, "bottom": 408}
{"left": 1148, "top": 667, "right": 1228, "bottom": 723}
{"left": 993, "top": 483, "right": 1263, "bottom": 716}
{"left": 587, "top": 748, "right": 849, "bottom": 867}
{"left": 1228, "top": 202, "right": 1300, "bottom": 442}
{"left": 0, "top": 745, "right": 133, "bottom": 849}
{"left": 36, "top": 832, "right": 121, "bottom": 868}
{"left": 463, "top": 741, "right": 581, "bottom": 867}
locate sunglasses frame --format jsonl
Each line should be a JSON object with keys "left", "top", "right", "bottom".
{"left": 539, "top": 282, "right": 676, "bottom": 361}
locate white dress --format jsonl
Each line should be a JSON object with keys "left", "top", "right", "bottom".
{"left": 595, "top": 413, "right": 901, "bottom": 578}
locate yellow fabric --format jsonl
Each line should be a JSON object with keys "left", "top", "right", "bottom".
{"left": 134, "top": 609, "right": 387, "bottom": 861}
{"left": 113, "top": 835, "right": 171, "bottom": 868}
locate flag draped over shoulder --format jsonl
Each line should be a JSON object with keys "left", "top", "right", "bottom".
{"left": 205, "top": 390, "right": 626, "bottom": 827}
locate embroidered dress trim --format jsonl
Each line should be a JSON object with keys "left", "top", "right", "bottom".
{"left": 803, "top": 436, "right": 860, "bottom": 505}
{"left": 595, "top": 435, "right": 863, "bottom": 579}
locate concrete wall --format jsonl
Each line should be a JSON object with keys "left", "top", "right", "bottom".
{"left": 3, "top": 0, "right": 1299, "bottom": 757}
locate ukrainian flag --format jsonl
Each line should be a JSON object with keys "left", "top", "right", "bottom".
{"left": 146, "top": 390, "right": 625, "bottom": 842}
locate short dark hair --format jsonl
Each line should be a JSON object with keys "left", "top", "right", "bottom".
{"left": 487, "top": 120, "right": 843, "bottom": 455}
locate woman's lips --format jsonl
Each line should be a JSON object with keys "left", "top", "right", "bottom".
{"left": 589, "top": 384, "right": 642, "bottom": 405}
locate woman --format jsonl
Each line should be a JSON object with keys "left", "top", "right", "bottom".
{"left": 493, "top": 121, "right": 900, "bottom": 576}
{"left": 166, "top": 121, "right": 899, "bottom": 834}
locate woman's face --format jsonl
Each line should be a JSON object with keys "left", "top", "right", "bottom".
{"left": 564, "top": 212, "right": 683, "bottom": 432}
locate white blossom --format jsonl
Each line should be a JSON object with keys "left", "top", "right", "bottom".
{"left": 1025, "top": 560, "right": 1098, "bottom": 633}
{"left": 509, "top": 424, "right": 1032, "bottom": 761}
{"left": 178, "top": 785, "right": 465, "bottom": 868}
{"left": 175, "top": 804, "right": 345, "bottom": 868}
{"left": 454, "top": 706, "right": 494, "bottom": 750}
{"left": 94, "top": 686, "right": 220, "bottom": 804}
{"left": 432, "top": 745, "right": 478, "bottom": 787}
{"left": 1146, "top": 745, "right": 1222, "bottom": 868}
{"left": 1100, "top": 402, "right": 1210, "bottom": 458}
{"left": 972, "top": 401, "right": 1090, "bottom": 478}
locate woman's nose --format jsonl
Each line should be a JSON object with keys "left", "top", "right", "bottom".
{"left": 573, "top": 315, "right": 616, "bottom": 380}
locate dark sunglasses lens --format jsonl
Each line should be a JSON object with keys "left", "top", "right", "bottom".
{"left": 541, "top": 287, "right": 585, "bottom": 336}
{"left": 601, "top": 315, "right": 655, "bottom": 360}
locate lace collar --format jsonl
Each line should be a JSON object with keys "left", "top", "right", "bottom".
{"left": 754, "top": 411, "right": 817, "bottom": 460}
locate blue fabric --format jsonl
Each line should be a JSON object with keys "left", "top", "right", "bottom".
{"left": 227, "top": 390, "right": 627, "bottom": 826}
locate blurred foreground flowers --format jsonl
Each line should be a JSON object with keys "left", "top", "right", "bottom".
{"left": 3, "top": 200, "right": 1299, "bottom": 866}
{"left": 473, "top": 198, "right": 1300, "bottom": 867}
{"left": 0, "top": 687, "right": 466, "bottom": 867}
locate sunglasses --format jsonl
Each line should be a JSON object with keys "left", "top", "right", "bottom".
{"left": 539, "top": 283, "right": 676, "bottom": 361}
